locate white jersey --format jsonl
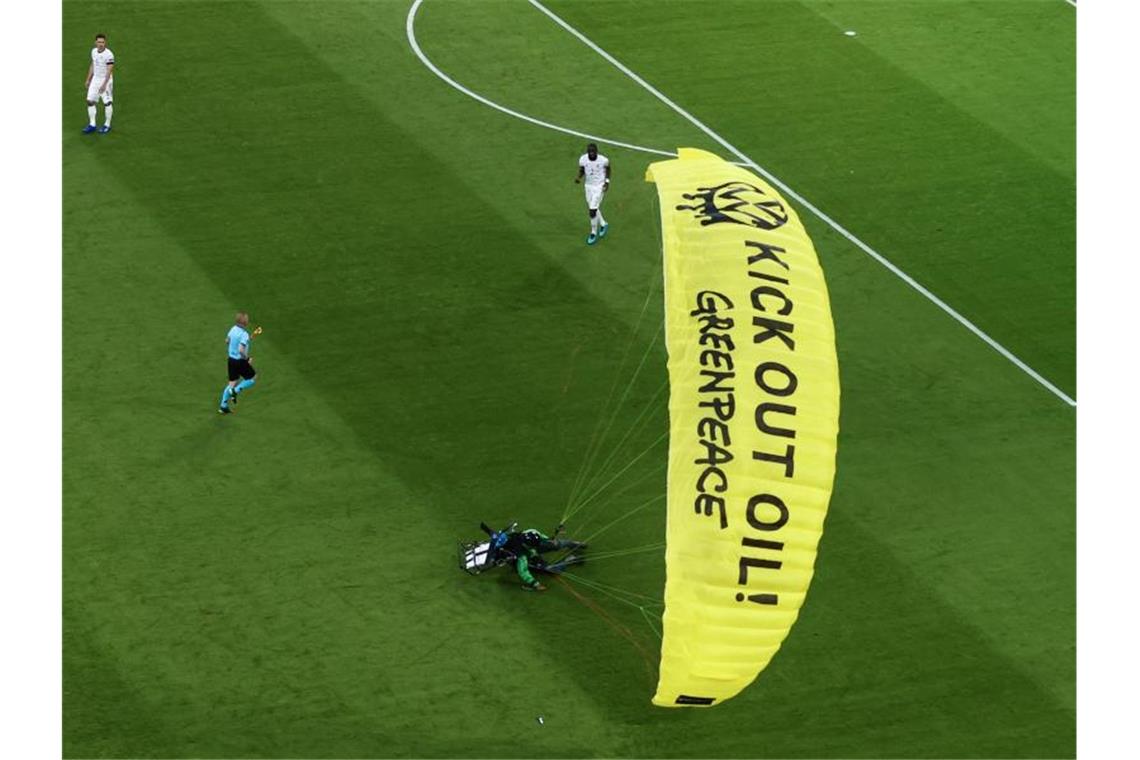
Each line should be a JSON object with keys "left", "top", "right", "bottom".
{"left": 579, "top": 153, "right": 610, "bottom": 188}
{"left": 91, "top": 47, "right": 115, "bottom": 84}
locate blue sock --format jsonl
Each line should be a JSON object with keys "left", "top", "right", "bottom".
{"left": 236, "top": 378, "right": 256, "bottom": 394}
{"left": 219, "top": 385, "right": 232, "bottom": 408}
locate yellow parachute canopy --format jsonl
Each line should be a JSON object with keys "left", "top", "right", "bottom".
{"left": 646, "top": 148, "right": 840, "bottom": 708}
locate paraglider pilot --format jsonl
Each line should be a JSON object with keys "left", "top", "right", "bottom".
{"left": 482, "top": 522, "right": 587, "bottom": 592}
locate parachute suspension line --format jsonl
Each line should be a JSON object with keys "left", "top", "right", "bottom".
{"left": 552, "top": 471, "right": 664, "bottom": 569}
{"left": 551, "top": 464, "right": 664, "bottom": 568}
{"left": 554, "top": 575, "right": 659, "bottom": 685}
{"left": 564, "top": 319, "right": 664, "bottom": 521}
{"left": 575, "top": 377, "right": 668, "bottom": 508}
{"left": 572, "top": 458, "right": 666, "bottom": 536}
{"left": 559, "top": 572, "right": 665, "bottom": 644}
{"left": 583, "top": 492, "right": 666, "bottom": 545}
{"left": 640, "top": 606, "right": 663, "bottom": 641}
{"left": 563, "top": 272, "right": 658, "bottom": 519}
{"left": 553, "top": 477, "right": 663, "bottom": 569}
{"left": 561, "top": 263, "right": 662, "bottom": 522}
{"left": 559, "top": 571, "right": 664, "bottom": 608}
{"left": 575, "top": 542, "right": 665, "bottom": 561}
{"left": 561, "top": 191, "right": 671, "bottom": 528}
{"left": 567, "top": 429, "right": 668, "bottom": 521}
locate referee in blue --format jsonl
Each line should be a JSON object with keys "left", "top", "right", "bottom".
{"left": 219, "top": 311, "right": 257, "bottom": 414}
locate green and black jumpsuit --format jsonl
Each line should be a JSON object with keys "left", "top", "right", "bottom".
{"left": 504, "top": 529, "right": 583, "bottom": 589}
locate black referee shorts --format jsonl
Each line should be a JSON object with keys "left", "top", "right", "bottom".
{"left": 227, "top": 357, "right": 256, "bottom": 382}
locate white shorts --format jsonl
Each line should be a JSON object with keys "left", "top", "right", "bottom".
{"left": 87, "top": 78, "right": 114, "bottom": 105}
{"left": 585, "top": 183, "right": 606, "bottom": 211}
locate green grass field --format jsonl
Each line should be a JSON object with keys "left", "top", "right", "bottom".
{"left": 63, "top": 1, "right": 1076, "bottom": 757}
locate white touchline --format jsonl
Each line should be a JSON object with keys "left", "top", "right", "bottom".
{"left": 408, "top": 0, "right": 1076, "bottom": 408}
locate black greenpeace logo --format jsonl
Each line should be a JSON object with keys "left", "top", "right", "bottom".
{"left": 676, "top": 181, "right": 788, "bottom": 230}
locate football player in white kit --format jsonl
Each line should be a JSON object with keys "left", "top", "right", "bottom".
{"left": 574, "top": 143, "right": 611, "bottom": 245}
{"left": 83, "top": 33, "right": 115, "bottom": 134}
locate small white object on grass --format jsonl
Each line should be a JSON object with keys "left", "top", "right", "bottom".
{"left": 537, "top": 715, "right": 545, "bottom": 725}
{"left": 844, "top": 30, "right": 857, "bottom": 37}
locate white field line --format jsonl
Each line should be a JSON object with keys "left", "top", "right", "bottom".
{"left": 406, "top": 0, "right": 1076, "bottom": 408}
{"left": 406, "top": 0, "right": 675, "bottom": 159}
{"left": 1065, "top": 1, "right": 1076, "bottom": 9}
{"left": 406, "top": 5, "right": 753, "bottom": 165}
{"left": 528, "top": 0, "right": 1075, "bottom": 409}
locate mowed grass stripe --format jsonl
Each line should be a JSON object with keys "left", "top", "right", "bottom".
{"left": 800, "top": 0, "right": 1076, "bottom": 179}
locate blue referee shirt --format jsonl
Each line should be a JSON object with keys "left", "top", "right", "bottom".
{"left": 227, "top": 325, "right": 250, "bottom": 360}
